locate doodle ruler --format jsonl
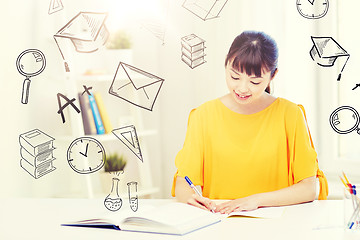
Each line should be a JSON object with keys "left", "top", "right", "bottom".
{"left": 48, "top": 0, "right": 64, "bottom": 15}
{"left": 112, "top": 126, "right": 143, "bottom": 162}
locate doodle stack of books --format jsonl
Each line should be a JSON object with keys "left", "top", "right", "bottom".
{"left": 19, "top": 129, "right": 56, "bottom": 179}
{"left": 181, "top": 34, "right": 206, "bottom": 69}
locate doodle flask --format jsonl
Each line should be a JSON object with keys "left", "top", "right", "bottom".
{"left": 104, "top": 177, "right": 122, "bottom": 211}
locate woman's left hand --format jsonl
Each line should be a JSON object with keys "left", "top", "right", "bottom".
{"left": 215, "top": 195, "right": 260, "bottom": 214}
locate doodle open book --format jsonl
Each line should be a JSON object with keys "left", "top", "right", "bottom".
{"left": 62, "top": 202, "right": 221, "bottom": 235}
{"left": 62, "top": 202, "right": 285, "bottom": 235}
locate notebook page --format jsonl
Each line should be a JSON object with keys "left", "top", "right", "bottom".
{"left": 228, "top": 206, "right": 285, "bottom": 219}
{"left": 130, "top": 202, "right": 219, "bottom": 226}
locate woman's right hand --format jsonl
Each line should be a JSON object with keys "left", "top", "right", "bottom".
{"left": 186, "top": 193, "right": 217, "bottom": 212}
{"left": 175, "top": 176, "right": 216, "bottom": 212}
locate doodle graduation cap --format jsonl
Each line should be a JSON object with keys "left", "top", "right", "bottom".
{"left": 54, "top": 12, "right": 109, "bottom": 72}
{"left": 310, "top": 36, "right": 350, "bottom": 81}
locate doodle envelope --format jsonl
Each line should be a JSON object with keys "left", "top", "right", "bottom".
{"left": 109, "top": 62, "right": 164, "bottom": 111}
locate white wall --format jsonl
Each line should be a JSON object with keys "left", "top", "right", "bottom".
{"left": 0, "top": 0, "right": 351, "bottom": 199}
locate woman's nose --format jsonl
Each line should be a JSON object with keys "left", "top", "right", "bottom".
{"left": 236, "top": 81, "right": 249, "bottom": 93}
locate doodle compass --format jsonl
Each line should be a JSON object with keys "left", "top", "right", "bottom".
{"left": 16, "top": 49, "right": 46, "bottom": 104}
{"left": 67, "top": 137, "right": 105, "bottom": 174}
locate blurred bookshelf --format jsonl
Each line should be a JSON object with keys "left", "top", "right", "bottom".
{"left": 59, "top": 69, "right": 160, "bottom": 199}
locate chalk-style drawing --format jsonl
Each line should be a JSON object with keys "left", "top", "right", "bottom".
{"left": 48, "top": 0, "right": 64, "bottom": 15}
{"left": 112, "top": 126, "right": 143, "bottom": 162}
{"left": 310, "top": 36, "right": 350, "bottom": 81}
{"left": 352, "top": 84, "right": 360, "bottom": 90}
{"left": 296, "top": 0, "right": 329, "bottom": 19}
{"left": 16, "top": 49, "right": 46, "bottom": 104}
{"left": 329, "top": 106, "right": 360, "bottom": 135}
{"left": 54, "top": 12, "right": 109, "bottom": 72}
{"left": 108, "top": 62, "right": 164, "bottom": 111}
{"left": 104, "top": 177, "right": 123, "bottom": 211}
{"left": 67, "top": 137, "right": 106, "bottom": 174}
{"left": 136, "top": 0, "right": 169, "bottom": 45}
{"left": 181, "top": 34, "right": 206, "bottom": 69}
{"left": 81, "top": 85, "right": 93, "bottom": 96}
{"left": 19, "top": 129, "right": 56, "bottom": 179}
{"left": 140, "top": 18, "right": 167, "bottom": 45}
{"left": 182, "top": 0, "right": 228, "bottom": 21}
{"left": 127, "top": 181, "right": 139, "bottom": 212}
{"left": 56, "top": 93, "right": 81, "bottom": 123}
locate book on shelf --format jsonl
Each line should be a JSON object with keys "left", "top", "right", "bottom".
{"left": 88, "top": 93, "right": 105, "bottom": 135}
{"left": 78, "top": 93, "right": 97, "bottom": 135}
{"left": 94, "top": 92, "right": 113, "bottom": 134}
{"left": 19, "top": 129, "right": 55, "bottom": 156}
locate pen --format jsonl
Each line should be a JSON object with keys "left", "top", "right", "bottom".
{"left": 185, "top": 176, "right": 215, "bottom": 213}
{"left": 343, "top": 171, "right": 350, "bottom": 185}
{"left": 341, "top": 173, "right": 360, "bottom": 229}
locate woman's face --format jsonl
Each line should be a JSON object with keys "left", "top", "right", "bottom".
{"left": 225, "top": 62, "right": 274, "bottom": 106}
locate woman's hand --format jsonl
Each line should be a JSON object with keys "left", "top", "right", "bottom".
{"left": 215, "top": 176, "right": 316, "bottom": 214}
{"left": 215, "top": 195, "right": 260, "bottom": 214}
{"left": 174, "top": 176, "right": 216, "bottom": 212}
{"left": 187, "top": 194, "right": 217, "bottom": 212}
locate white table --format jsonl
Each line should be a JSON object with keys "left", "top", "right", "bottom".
{"left": 0, "top": 198, "right": 358, "bottom": 240}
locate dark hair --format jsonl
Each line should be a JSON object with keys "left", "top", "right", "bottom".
{"left": 225, "top": 31, "right": 278, "bottom": 93}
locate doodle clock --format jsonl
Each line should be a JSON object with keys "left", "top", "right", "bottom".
{"left": 67, "top": 137, "right": 106, "bottom": 174}
{"left": 296, "top": 0, "right": 329, "bottom": 19}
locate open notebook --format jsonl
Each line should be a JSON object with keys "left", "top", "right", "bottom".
{"left": 62, "top": 202, "right": 285, "bottom": 235}
{"left": 62, "top": 202, "right": 221, "bottom": 235}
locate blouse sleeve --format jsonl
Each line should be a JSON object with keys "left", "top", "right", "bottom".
{"left": 171, "top": 108, "right": 204, "bottom": 197}
{"left": 290, "top": 106, "right": 317, "bottom": 184}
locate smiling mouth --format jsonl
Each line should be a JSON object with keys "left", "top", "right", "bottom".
{"left": 234, "top": 91, "right": 251, "bottom": 100}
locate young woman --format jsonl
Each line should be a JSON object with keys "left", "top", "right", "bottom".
{"left": 171, "top": 31, "right": 328, "bottom": 214}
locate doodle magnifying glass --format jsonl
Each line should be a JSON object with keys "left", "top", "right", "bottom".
{"left": 16, "top": 49, "right": 46, "bottom": 104}
{"left": 329, "top": 106, "right": 360, "bottom": 135}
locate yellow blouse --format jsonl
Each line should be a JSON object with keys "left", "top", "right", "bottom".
{"left": 171, "top": 98, "right": 322, "bottom": 199}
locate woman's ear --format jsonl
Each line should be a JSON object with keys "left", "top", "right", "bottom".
{"left": 271, "top": 68, "right": 278, "bottom": 80}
